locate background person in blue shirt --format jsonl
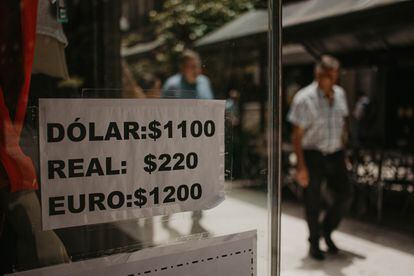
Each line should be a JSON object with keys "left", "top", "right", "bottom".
{"left": 162, "top": 50, "right": 214, "bottom": 99}
{"left": 162, "top": 50, "right": 213, "bottom": 234}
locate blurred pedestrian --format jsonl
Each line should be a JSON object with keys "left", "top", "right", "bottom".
{"left": 162, "top": 50, "right": 214, "bottom": 234}
{"left": 352, "top": 91, "right": 371, "bottom": 146}
{"left": 225, "top": 89, "right": 242, "bottom": 179}
{"left": 162, "top": 50, "right": 213, "bottom": 99}
{"left": 287, "top": 55, "right": 352, "bottom": 260}
{"left": 226, "top": 89, "right": 241, "bottom": 127}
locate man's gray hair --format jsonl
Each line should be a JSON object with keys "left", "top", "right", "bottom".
{"left": 315, "top": 55, "right": 341, "bottom": 73}
{"left": 180, "top": 49, "right": 201, "bottom": 66}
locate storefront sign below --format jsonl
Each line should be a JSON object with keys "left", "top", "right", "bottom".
{"left": 8, "top": 231, "right": 256, "bottom": 276}
{"left": 38, "top": 99, "right": 225, "bottom": 230}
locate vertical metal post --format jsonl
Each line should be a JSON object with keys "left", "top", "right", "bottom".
{"left": 268, "top": 0, "right": 282, "bottom": 276}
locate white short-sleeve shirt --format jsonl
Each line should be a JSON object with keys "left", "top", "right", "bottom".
{"left": 287, "top": 82, "right": 349, "bottom": 154}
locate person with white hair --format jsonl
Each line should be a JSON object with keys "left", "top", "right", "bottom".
{"left": 288, "top": 55, "right": 352, "bottom": 261}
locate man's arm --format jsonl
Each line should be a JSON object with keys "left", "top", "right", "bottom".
{"left": 292, "top": 125, "right": 309, "bottom": 187}
{"left": 162, "top": 75, "right": 179, "bottom": 98}
{"left": 197, "top": 76, "right": 214, "bottom": 99}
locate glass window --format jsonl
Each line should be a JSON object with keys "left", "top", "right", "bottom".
{"left": 0, "top": 1, "right": 276, "bottom": 275}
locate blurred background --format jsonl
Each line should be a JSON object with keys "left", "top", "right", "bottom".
{"left": 4, "top": 0, "right": 414, "bottom": 275}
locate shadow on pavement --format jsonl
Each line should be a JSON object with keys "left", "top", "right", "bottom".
{"left": 226, "top": 187, "right": 414, "bottom": 256}
{"left": 281, "top": 199, "right": 414, "bottom": 256}
{"left": 297, "top": 249, "right": 366, "bottom": 276}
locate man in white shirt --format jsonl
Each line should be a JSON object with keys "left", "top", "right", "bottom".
{"left": 288, "top": 55, "right": 352, "bottom": 260}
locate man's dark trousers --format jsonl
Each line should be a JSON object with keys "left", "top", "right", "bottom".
{"left": 303, "top": 150, "right": 352, "bottom": 246}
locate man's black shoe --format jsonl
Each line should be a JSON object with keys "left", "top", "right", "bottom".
{"left": 309, "top": 245, "right": 325, "bottom": 261}
{"left": 324, "top": 235, "right": 339, "bottom": 254}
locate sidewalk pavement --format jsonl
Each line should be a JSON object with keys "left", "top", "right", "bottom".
{"left": 119, "top": 187, "right": 414, "bottom": 276}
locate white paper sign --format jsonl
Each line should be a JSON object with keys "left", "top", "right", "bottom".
{"left": 8, "top": 230, "right": 256, "bottom": 276}
{"left": 39, "top": 99, "right": 225, "bottom": 230}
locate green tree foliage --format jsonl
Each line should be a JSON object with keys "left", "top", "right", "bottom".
{"left": 149, "top": 0, "right": 266, "bottom": 72}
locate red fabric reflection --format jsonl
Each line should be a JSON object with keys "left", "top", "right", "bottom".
{"left": 0, "top": 0, "right": 39, "bottom": 192}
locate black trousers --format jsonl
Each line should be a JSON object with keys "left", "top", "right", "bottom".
{"left": 303, "top": 150, "right": 352, "bottom": 245}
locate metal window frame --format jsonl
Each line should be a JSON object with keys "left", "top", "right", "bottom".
{"left": 268, "top": 1, "right": 282, "bottom": 276}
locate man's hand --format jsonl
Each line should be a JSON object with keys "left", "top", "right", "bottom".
{"left": 292, "top": 125, "right": 309, "bottom": 188}
{"left": 295, "top": 166, "right": 309, "bottom": 188}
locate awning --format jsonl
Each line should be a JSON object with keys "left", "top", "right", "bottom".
{"left": 283, "top": 0, "right": 408, "bottom": 28}
{"left": 196, "top": 10, "right": 267, "bottom": 48}
{"left": 121, "top": 39, "right": 163, "bottom": 58}
{"left": 196, "top": 0, "right": 409, "bottom": 47}
{"left": 282, "top": 44, "right": 315, "bottom": 65}
{"left": 195, "top": 10, "right": 267, "bottom": 47}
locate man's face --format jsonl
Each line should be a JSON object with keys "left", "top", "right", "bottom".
{"left": 182, "top": 57, "right": 201, "bottom": 84}
{"left": 316, "top": 68, "right": 339, "bottom": 93}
